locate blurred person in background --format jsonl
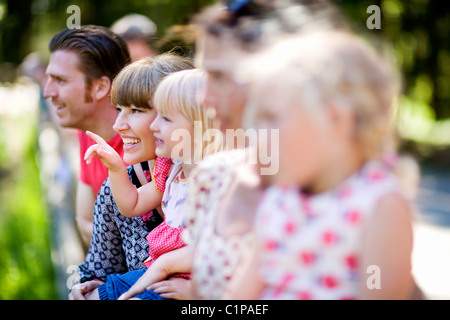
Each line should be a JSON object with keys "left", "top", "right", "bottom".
{"left": 111, "top": 13, "right": 159, "bottom": 61}
{"left": 20, "top": 52, "right": 52, "bottom": 123}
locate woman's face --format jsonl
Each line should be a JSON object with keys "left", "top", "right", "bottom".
{"left": 113, "top": 105, "right": 157, "bottom": 165}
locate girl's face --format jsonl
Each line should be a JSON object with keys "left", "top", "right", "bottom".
{"left": 251, "top": 80, "right": 332, "bottom": 188}
{"left": 113, "top": 105, "right": 157, "bottom": 165}
{"left": 150, "top": 106, "right": 195, "bottom": 162}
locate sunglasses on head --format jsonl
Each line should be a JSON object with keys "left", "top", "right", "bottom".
{"left": 226, "top": 0, "right": 253, "bottom": 12}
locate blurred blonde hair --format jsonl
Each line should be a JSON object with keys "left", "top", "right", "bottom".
{"left": 243, "top": 30, "right": 400, "bottom": 162}
{"left": 153, "top": 68, "right": 221, "bottom": 158}
{"left": 110, "top": 52, "right": 194, "bottom": 109}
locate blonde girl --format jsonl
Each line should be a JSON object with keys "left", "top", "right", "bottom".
{"left": 87, "top": 68, "right": 218, "bottom": 300}
{"left": 71, "top": 53, "right": 194, "bottom": 300}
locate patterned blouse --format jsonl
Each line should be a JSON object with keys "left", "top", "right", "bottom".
{"left": 184, "top": 149, "right": 255, "bottom": 299}
{"left": 256, "top": 160, "right": 400, "bottom": 300}
{"left": 77, "top": 160, "right": 169, "bottom": 283}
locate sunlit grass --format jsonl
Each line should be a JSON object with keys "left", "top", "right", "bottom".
{"left": 0, "top": 149, "right": 58, "bottom": 299}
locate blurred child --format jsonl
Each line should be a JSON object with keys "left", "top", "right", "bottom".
{"left": 228, "top": 31, "right": 417, "bottom": 300}
{"left": 85, "top": 68, "right": 218, "bottom": 300}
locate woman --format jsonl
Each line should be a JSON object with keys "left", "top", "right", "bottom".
{"left": 69, "top": 53, "right": 194, "bottom": 300}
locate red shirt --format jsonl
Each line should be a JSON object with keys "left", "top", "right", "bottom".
{"left": 78, "top": 130, "right": 124, "bottom": 196}
{"left": 143, "top": 221, "right": 190, "bottom": 279}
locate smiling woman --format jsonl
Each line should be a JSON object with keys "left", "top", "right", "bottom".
{"left": 73, "top": 53, "right": 195, "bottom": 298}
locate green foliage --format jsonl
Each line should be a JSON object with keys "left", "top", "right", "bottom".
{"left": 338, "top": 0, "right": 450, "bottom": 123}
{"left": 0, "top": 113, "right": 57, "bottom": 300}
{"left": 1, "top": 0, "right": 217, "bottom": 66}
{"left": 336, "top": 0, "right": 450, "bottom": 160}
{"left": 1, "top": 0, "right": 449, "bottom": 155}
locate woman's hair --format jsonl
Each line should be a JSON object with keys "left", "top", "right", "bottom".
{"left": 110, "top": 53, "right": 195, "bottom": 109}
{"left": 244, "top": 31, "right": 400, "bottom": 161}
{"left": 153, "top": 68, "right": 220, "bottom": 158}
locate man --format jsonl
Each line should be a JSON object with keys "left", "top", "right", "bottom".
{"left": 43, "top": 25, "right": 131, "bottom": 249}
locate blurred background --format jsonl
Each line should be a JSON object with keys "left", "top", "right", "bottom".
{"left": 0, "top": 0, "right": 449, "bottom": 299}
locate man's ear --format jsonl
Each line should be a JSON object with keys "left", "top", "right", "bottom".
{"left": 93, "top": 76, "right": 111, "bottom": 101}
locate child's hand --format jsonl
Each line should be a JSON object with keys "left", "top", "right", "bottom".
{"left": 84, "top": 131, "right": 124, "bottom": 172}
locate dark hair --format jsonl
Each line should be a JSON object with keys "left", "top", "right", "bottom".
{"left": 49, "top": 25, "right": 131, "bottom": 90}
{"left": 197, "top": 0, "right": 347, "bottom": 50}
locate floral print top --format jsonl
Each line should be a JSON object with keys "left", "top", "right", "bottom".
{"left": 256, "top": 160, "right": 401, "bottom": 300}
{"left": 183, "top": 149, "right": 255, "bottom": 299}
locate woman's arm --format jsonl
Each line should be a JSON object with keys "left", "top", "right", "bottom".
{"left": 359, "top": 193, "right": 414, "bottom": 299}
{"left": 118, "top": 245, "right": 195, "bottom": 300}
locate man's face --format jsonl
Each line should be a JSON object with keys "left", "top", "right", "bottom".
{"left": 43, "top": 50, "right": 97, "bottom": 130}
{"left": 197, "top": 32, "right": 248, "bottom": 132}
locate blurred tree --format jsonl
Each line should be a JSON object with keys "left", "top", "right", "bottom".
{"left": 0, "top": 0, "right": 32, "bottom": 80}
{"left": 1, "top": 0, "right": 449, "bottom": 121}
{"left": 0, "top": 0, "right": 215, "bottom": 66}
{"left": 337, "top": 0, "right": 450, "bottom": 122}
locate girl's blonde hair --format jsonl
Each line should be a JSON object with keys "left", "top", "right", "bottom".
{"left": 153, "top": 68, "right": 220, "bottom": 159}
{"left": 110, "top": 52, "right": 194, "bottom": 109}
{"left": 244, "top": 30, "right": 400, "bottom": 161}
